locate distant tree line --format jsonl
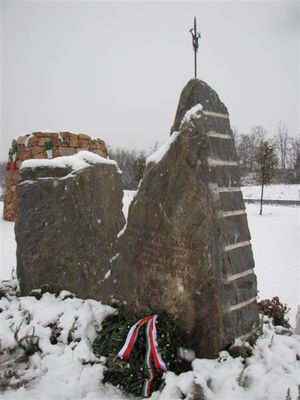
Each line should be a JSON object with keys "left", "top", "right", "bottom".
{"left": 109, "top": 121, "right": 300, "bottom": 190}
{"left": 108, "top": 143, "right": 159, "bottom": 190}
{"left": 0, "top": 121, "right": 299, "bottom": 196}
{"left": 234, "top": 122, "right": 300, "bottom": 184}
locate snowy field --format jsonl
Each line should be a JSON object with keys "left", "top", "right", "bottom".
{"left": 1, "top": 196, "right": 298, "bottom": 322}
{"left": 0, "top": 209, "right": 16, "bottom": 281}
{"left": 242, "top": 184, "right": 300, "bottom": 201}
{"left": 0, "top": 190, "right": 299, "bottom": 400}
{"left": 246, "top": 204, "right": 299, "bottom": 323}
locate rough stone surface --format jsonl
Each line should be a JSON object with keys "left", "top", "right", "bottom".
{"left": 15, "top": 160, "right": 125, "bottom": 299}
{"left": 99, "top": 79, "right": 259, "bottom": 358}
{"left": 170, "top": 79, "right": 228, "bottom": 134}
{"left": 3, "top": 132, "right": 108, "bottom": 221}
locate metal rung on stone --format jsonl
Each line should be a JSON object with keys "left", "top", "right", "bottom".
{"left": 202, "top": 110, "right": 229, "bottom": 119}
{"left": 226, "top": 269, "right": 254, "bottom": 282}
{"left": 218, "top": 187, "right": 241, "bottom": 193}
{"left": 208, "top": 158, "right": 239, "bottom": 167}
{"left": 221, "top": 210, "right": 245, "bottom": 218}
{"left": 230, "top": 297, "right": 257, "bottom": 312}
{"left": 224, "top": 240, "right": 251, "bottom": 251}
{"left": 206, "top": 131, "right": 233, "bottom": 139}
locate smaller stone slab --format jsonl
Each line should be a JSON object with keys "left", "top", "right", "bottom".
{"left": 3, "top": 131, "right": 107, "bottom": 221}
{"left": 15, "top": 151, "right": 125, "bottom": 299}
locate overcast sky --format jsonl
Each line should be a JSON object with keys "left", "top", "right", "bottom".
{"left": 1, "top": 0, "right": 299, "bottom": 160}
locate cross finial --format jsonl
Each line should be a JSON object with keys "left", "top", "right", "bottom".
{"left": 190, "top": 17, "right": 201, "bottom": 78}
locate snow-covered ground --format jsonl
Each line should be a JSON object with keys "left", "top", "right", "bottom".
{"left": 242, "top": 184, "right": 300, "bottom": 201}
{"left": 0, "top": 187, "right": 299, "bottom": 399}
{"left": 0, "top": 282, "right": 118, "bottom": 400}
{"left": 246, "top": 204, "right": 299, "bottom": 325}
{"left": 3, "top": 198, "right": 297, "bottom": 322}
{"left": 0, "top": 207, "right": 16, "bottom": 281}
{"left": 0, "top": 282, "right": 299, "bottom": 400}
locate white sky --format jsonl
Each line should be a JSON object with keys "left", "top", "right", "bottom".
{"left": 1, "top": 0, "right": 299, "bottom": 160}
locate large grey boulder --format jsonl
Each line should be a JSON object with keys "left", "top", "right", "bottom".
{"left": 15, "top": 151, "right": 125, "bottom": 299}
{"left": 100, "top": 79, "right": 259, "bottom": 358}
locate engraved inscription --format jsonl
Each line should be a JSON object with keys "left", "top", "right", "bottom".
{"left": 126, "top": 223, "right": 201, "bottom": 280}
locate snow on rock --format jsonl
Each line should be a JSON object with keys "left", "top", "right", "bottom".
{"left": 146, "top": 131, "right": 180, "bottom": 165}
{"left": 146, "top": 103, "right": 202, "bottom": 166}
{"left": 116, "top": 189, "right": 137, "bottom": 239}
{"left": 21, "top": 151, "right": 121, "bottom": 174}
{"left": 122, "top": 190, "right": 137, "bottom": 221}
{"left": 179, "top": 103, "right": 203, "bottom": 128}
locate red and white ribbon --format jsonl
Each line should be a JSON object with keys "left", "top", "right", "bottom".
{"left": 117, "top": 314, "right": 167, "bottom": 397}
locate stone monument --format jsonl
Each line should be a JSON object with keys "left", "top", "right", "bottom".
{"left": 14, "top": 79, "right": 259, "bottom": 358}
{"left": 100, "top": 79, "right": 259, "bottom": 358}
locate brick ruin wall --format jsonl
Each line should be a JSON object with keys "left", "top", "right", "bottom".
{"left": 3, "top": 132, "right": 107, "bottom": 221}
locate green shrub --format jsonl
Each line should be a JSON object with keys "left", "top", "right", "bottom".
{"left": 93, "top": 304, "right": 191, "bottom": 397}
{"left": 228, "top": 345, "right": 252, "bottom": 359}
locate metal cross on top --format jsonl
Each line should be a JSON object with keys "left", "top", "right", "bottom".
{"left": 190, "top": 17, "right": 201, "bottom": 78}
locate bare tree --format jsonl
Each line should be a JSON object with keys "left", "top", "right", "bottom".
{"left": 250, "top": 125, "right": 267, "bottom": 143}
{"left": 148, "top": 141, "right": 160, "bottom": 154}
{"left": 108, "top": 144, "right": 157, "bottom": 190}
{"left": 286, "top": 137, "right": 300, "bottom": 170}
{"left": 108, "top": 147, "right": 138, "bottom": 190}
{"left": 232, "top": 126, "right": 239, "bottom": 142}
{"left": 236, "top": 125, "right": 267, "bottom": 173}
{"left": 275, "top": 121, "right": 289, "bottom": 170}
